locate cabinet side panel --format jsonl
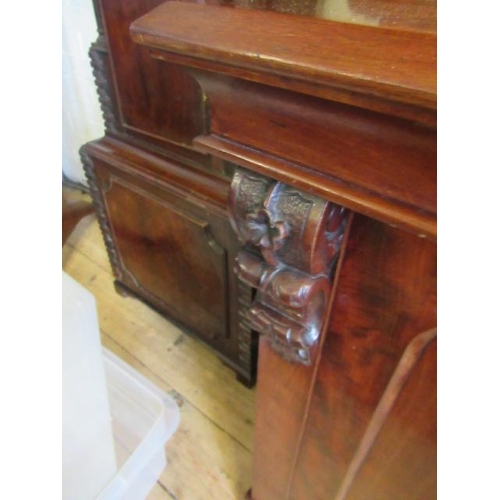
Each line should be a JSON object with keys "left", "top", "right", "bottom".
{"left": 290, "top": 215, "right": 436, "bottom": 499}
{"left": 100, "top": 0, "right": 206, "bottom": 145}
{"left": 344, "top": 338, "right": 437, "bottom": 500}
{"left": 251, "top": 339, "right": 317, "bottom": 499}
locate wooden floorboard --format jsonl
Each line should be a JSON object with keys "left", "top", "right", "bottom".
{"left": 62, "top": 186, "right": 255, "bottom": 499}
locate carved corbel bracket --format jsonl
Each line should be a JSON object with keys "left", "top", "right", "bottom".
{"left": 229, "top": 168, "right": 346, "bottom": 365}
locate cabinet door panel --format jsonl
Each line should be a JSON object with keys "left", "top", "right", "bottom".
{"left": 102, "top": 175, "right": 227, "bottom": 342}
{"left": 288, "top": 216, "right": 436, "bottom": 500}
{"left": 82, "top": 138, "right": 257, "bottom": 385}
{"left": 344, "top": 338, "right": 437, "bottom": 500}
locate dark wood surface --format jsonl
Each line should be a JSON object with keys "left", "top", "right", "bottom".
{"left": 86, "top": 1, "right": 437, "bottom": 497}
{"left": 131, "top": 2, "right": 436, "bottom": 120}
{"left": 91, "top": 0, "right": 216, "bottom": 172}
{"left": 132, "top": 2, "right": 437, "bottom": 239}
{"left": 288, "top": 215, "right": 436, "bottom": 500}
{"left": 242, "top": 216, "right": 437, "bottom": 500}
{"left": 341, "top": 333, "right": 436, "bottom": 500}
{"left": 99, "top": 0, "right": 207, "bottom": 148}
{"left": 193, "top": 78, "right": 436, "bottom": 237}
{"left": 228, "top": 167, "right": 348, "bottom": 366}
{"left": 83, "top": 0, "right": 258, "bottom": 385}
{"left": 129, "top": 2, "right": 436, "bottom": 499}
{"left": 81, "top": 136, "right": 257, "bottom": 385}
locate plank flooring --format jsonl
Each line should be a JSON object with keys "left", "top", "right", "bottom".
{"left": 62, "top": 186, "right": 256, "bottom": 500}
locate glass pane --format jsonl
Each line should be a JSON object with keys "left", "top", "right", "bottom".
{"left": 199, "top": 0, "right": 436, "bottom": 33}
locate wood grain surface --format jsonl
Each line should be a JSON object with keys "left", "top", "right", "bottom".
{"left": 63, "top": 186, "right": 256, "bottom": 499}
{"left": 130, "top": 2, "right": 437, "bottom": 240}
{"left": 253, "top": 214, "right": 437, "bottom": 500}
{"left": 131, "top": 2, "right": 436, "bottom": 114}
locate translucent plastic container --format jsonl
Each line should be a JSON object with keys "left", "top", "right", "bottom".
{"left": 98, "top": 348, "right": 180, "bottom": 500}
{"left": 62, "top": 272, "right": 180, "bottom": 499}
{"left": 63, "top": 272, "right": 117, "bottom": 499}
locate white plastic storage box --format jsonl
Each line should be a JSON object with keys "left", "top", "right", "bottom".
{"left": 97, "top": 348, "right": 180, "bottom": 499}
{"left": 62, "top": 272, "right": 180, "bottom": 500}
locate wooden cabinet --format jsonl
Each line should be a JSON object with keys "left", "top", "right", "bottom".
{"left": 249, "top": 215, "right": 436, "bottom": 500}
{"left": 81, "top": 139, "right": 255, "bottom": 382}
{"left": 81, "top": 0, "right": 258, "bottom": 385}
{"left": 130, "top": 2, "right": 437, "bottom": 499}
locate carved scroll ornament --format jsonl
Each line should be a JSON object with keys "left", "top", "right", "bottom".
{"left": 229, "top": 168, "right": 346, "bottom": 365}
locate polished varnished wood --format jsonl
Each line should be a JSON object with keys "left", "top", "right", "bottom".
{"left": 83, "top": 0, "right": 258, "bottom": 384}
{"left": 131, "top": 2, "right": 437, "bottom": 238}
{"left": 90, "top": 0, "right": 216, "bottom": 171}
{"left": 229, "top": 167, "right": 347, "bottom": 365}
{"left": 339, "top": 330, "right": 436, "bottom": 500}
{"left": 131, "top": 2, "right": 436, "bottom": 120}
{"left": 193, "top": 80, "right": 436, "bottom": 237}
{"left": 98, "top": 0, "right": 207, "bottom": 149}
{"left": 62, "top": 196, "right": 256, "bottom": 499}
{"left": 85, "top": 0, "right": 436, "bottom": 390}
{"left": 81, "top": 136, "right": 257, "bottom": 384}
{"left": 127, "top": 2, "right": 437, "bottom": 499}
{"left": 246, "top": 209, "right": 354, "bottom": 500}
{"left": 287, "top": 216, "right": 436, "bottom": 500}
{"left": 237, "top": 215, "right": 436, "bottom": 500}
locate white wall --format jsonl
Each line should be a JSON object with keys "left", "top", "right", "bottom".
{"left": 62, "top": 0, "right": 105, "bottom": 185}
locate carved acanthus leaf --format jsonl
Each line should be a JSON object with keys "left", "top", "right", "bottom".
{"left": 229, "top": 167, "right": 347, "bottom": 365}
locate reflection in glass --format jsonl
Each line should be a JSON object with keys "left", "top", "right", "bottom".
{"left": 201, "top": 0, "right": 436, "bottom": 33}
